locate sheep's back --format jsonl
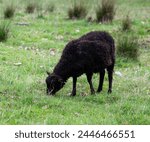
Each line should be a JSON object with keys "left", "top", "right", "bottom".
{"left": 70, "top": 31, "right": 115, "bottom": 60}
{"left": 77, "top": 40, "right": 112, "bottom": 68}
{"left": 79, "top": 31, "right": 114, "bottom": 47}
{"left": 61, "top": 40, "right": 112, "bottom": 74}
{"left": 79, "top": 31, "right": 115, "bottom": 65}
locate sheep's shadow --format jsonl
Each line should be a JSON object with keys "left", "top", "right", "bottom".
{"left": 54, "top": 92, "right": 120, "bottom": 105}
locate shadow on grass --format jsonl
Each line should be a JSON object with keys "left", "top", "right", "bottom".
{"left": 54, "top": 92, "right": 120, "bottom": 105}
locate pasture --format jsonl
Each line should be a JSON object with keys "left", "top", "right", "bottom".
{"left": 0, "top": 0, "right": 150, "bottom": 124}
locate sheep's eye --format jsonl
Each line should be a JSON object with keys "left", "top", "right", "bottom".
{"left": 52, "top": 86, "right": 54, "bottom": 90}
{"left": 50, "top": 84, "right": 54, "bottom": 90}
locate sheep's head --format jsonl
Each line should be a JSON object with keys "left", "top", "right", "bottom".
{"left": 45, "top": 72, "right": 65, "bottom": 95}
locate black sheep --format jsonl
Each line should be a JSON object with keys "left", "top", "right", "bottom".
{"left": 46, "top": 31, "right": 115, "bottom": 96}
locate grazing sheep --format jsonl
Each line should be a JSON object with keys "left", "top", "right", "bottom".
{"left": 46, "top": 31, "right": 115, "bottom": 96}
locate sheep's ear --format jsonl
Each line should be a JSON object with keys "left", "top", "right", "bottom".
{"left": 46, "top": 71, "right": 51, "bottom": 75}
{"left": 61, "top": 81, "right": 65, "bottom": 87}
{"left": 58, "top": 78, "right": 62, "bottom": 83}
{"left": 58, "top": 78, "right": 65, "bottom": 87}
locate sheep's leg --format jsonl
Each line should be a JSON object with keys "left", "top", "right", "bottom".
{"left": 86, "top": 73, "right": 95, "bottom": 94}
{"left": 107, "top": 67, "right": 113, "bottom": 94}
{"left": 71, "top": 76, "right": 77, "bottom": 96}
{"left": 97, "top": 70, "right": 105, "bottom": 92}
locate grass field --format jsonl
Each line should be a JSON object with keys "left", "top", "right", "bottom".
{"left": 0, "top": 0, "right": 150, "bottom": 124}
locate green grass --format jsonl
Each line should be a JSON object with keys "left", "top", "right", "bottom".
{"left": 96, "top": 0, "right": 116, "bottom": 23}
{"left": 4, "top": 4, "right": 16, "bottom": 19}
{"left": 121, "top": 15, "right": 132, "bottom": 31}
{"left": 0, "top": 21, "right": 10, "bottom": 42}
{"left": 117, "top": 33, "right": 140, "bottom": 60}
{"left": 0, "top": 0, "right": 150, "bottom": 124}
{"left": 68, "top": 1, "right": 87, "bottom": 19}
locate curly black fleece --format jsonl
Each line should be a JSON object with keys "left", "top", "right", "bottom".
{"left": 46, "top": 31, "right": 115, "bottom": 96}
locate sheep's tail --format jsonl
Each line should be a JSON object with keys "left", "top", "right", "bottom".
{"left": 111, "top": 39, "right": 115, "bottom": 60}
{"left": 110, "top": 40, "right": 115, "bottom": 72}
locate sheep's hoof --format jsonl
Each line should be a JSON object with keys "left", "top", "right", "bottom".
{"left": 107, "top": 89, "right": 112, "bottom": 94}
{"left": 70, "top": 95, "right": 76, "bottom": 97}
{"left": 91, "top": 90, "right": 95, "bottom": 95}
{"left": 97, "top": 89, "right": 102, "bottom": 93}
{"left": 70, "top": 93, "right": 76, "bottom": 97}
